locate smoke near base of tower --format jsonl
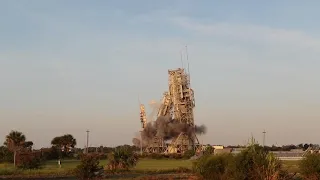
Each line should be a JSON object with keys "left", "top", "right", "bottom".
{"left": 132, "top": 115, "right": 206, "bottom": 148}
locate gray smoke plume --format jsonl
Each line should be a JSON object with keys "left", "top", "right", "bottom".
{"left": 147, "top": 100, "right": 162, "bottom": 121}
{"left": 132, "top": 115, "right": 206, "bottom": 148}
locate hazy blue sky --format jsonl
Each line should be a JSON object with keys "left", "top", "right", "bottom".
{"left": 1, "top": 0, "right": 320, "bottom": 148}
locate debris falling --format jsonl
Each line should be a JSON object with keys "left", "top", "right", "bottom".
{"left": 132, "top": 115, "right": 206, "bottom": 148}
{"left": 134, "top": 67, "right": 205, "bottom": 153}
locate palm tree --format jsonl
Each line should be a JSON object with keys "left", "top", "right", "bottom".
{"left": 4, "top": 130, "right": 26, "bottom": 167}
{"left": 51, "top": 134, "right": 77, "bottom": 159}
{"left": 106, "top": 147, "right": 138, "bottom": 171}
{"left": 51, "top": 134, "right": 77, "bottom": 150}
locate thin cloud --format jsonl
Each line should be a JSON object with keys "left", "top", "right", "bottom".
{"left": 171, "top": 17, "right": 320, "bottom": 52}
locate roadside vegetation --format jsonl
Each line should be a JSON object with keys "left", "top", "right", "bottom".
{"left": 1, "top": 131, "right": 319, "bottom": 179}
{"left": 193, "top": 138, "right": 296, "bottom": 180}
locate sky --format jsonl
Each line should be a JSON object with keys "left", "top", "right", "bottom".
{"left": 1, "top": 0, "right": 320, "bottom": 148}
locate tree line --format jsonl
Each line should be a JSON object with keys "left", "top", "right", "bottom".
{"left": 0, "top": 130, "right": 138, "bottom": 167}
{"left": 1, "top": 129, "right": 317, "bottom": 166}
{"left": 2, "top": 130, "right": 320, "bottom": 179}
{"left": 226, "top": 143, "right": 317, "bottom": 151}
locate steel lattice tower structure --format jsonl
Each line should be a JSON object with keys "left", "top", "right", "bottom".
{"left": 139, "top": 104, "right": 147, "bottom": 129}
{"left": 140, "top": 68, "right": 200, "bottom": 154}
{"left": 165, "top": 68, "right": 199, "bottom": 153}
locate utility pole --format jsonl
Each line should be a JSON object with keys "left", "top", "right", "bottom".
{"left": 262, "top": 130, "right": 266, "bottom": 147}
{"left": 86, "top": 130, "right": 90, "bottom": 154}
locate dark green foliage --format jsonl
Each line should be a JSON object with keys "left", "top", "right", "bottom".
{"left": 143, "top": 153, "right": 183, "bottom": 159}
{"left": 40, "top": 147, "right": 60, "bottom": 160}
{"left": 228, "top": 143, "right": 285, "bottom": 180}
{"left": 23, "top": 141, "right": 34, "bottom": 151}
{"left": 51, "top": 134, "right": 77, "bottom": 158}
{"left": 17, "top": 157, "right": 42, "bottom": 169}
{"left": 0, "top": 146, "right": 13, "bottom": 163}
{"left": 193, "top": 154, "right": 232, "bottom": 180}
{"left": 51, "top": 134, "right": 76, "bottom": 151}
{"left": 183, "top": 149, "right": 196, "bottom": 159}
{"left": 74, "top": 153, "right": 103, "bottom": 180}
{"left": 299, "top": 153, "right": 320, "bottom": 179}
{"left": 149, "top": 153, "right": 164, "bottom": 159}
{"left": 167, "top": 153, "right": 183, "bottom": 159}
{"left": 229, "top": 144, "right": 266, "bottom": 179}
{"left": 115, "top": 144, "right": 139, "bottom": 152}
{"left": 229, "top": 140, "right": 294, "bottom": 180}
{"left": 106, "top": 147, "right": 139, "bottom": 172}
{"left": 16, "top": 153, "right": 43, "bottom": 169}
{"left": 203, "top": 146, "right": 214, "bottom": 155}
{"left": 193, "top": 138, "right": 293, "bottom": 180}
{"left": 4, "top": 131, "right": 26, "bottom": 148}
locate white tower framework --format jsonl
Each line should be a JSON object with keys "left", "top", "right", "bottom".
{"left": 140, "top": 68, "right": 200, "bottom": 154}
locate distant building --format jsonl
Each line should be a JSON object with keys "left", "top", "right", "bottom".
{"left": 212, "top": 145, "right": 224, "bottom": 150}
{"left": 231, "top": 148, "right": 246, "bottom": 155}
{"left": 214, "top": 148, "right": 232, "bottom": 155}
{"left": 270, "top": 149, "right": 304, "bottom": 157}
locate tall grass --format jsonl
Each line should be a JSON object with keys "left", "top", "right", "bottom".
{"left": 299, "top": 153, "right": 320, "bottom": 179}
{"left": 193, "top": 141, "right": 295, "bottom": 180}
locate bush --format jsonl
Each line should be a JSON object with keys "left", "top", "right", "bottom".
{"left": 106, "top": 147, "right": 138, "bottom": 172}
{"left": 0, "top": 146, "right": 13, "bottom": 163}
{"left": 203, "top": 146, "right": 214, "bottom": 156}
{"left": 17, "top": 157, "right": 42, "bottom": 169}
{"left": 299, "top": 153, "right": 320, "bottom": 179}
{"left": 74, "top": 153, "right": 103, "bottom": 180}
{"left": 193, "top": 154, "right": 232, "bottom": 180}
{"left": 149, "top": 153, "right": 164, "bottom": 159}
{"left": 193, "top": 138, "right": 294, "bottom": 180}
{"left": 40, "top": 147, "right": 60, "bottom": 160}
{"left": 228, "top": 143, "right": 290, "bottom": 180}
{"left": 168, "top": 153, "right": 183, "bottom": 159}
{"left": 145, "top": 153, "right": 183, "bottom": 160}
{"left": 183, "top": 150, "right": 195, "bottom": 159}
{"left": 16, "top": 152, "right": 43, "bottom": 169}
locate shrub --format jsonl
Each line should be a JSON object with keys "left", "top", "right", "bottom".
{"left": 150, "top": 153, "right": 164, "bottom": 159}
{"left": 0, "top": 146, "right": 13, "bottom": 163}
{"left": 168, "top": 153, "right": 183, "bottom": 159}
{"left": 40, "top": 147, "right": 60, "bottom": 160}
{"left": 106, "top": 147, "right": 138, "bottom": 172}
{"left": 299, "top": 153, "right": 320, "bottom": 179}
{"left": 183, "top": 150, "right": 196, "bottom": 159}
{"left": 17, "top": 156, "right": 42, "bottom": 169}
{"left": 203, "top": 146, "right": 214, "bottom": 155}
{"left": 145, "top": 153, "right": 184, "bottom": 160}
{"left": 137, "top": 152, "right": 147, "bottom": 159}
{"left": 192, "top": 138, "right": 293, "bottom": 180}
{"left": 193, "top": 154, "right": 232, "bottom": 180}
{"left": 16, "top": 152, "right": 43, "bottom": 169}
{"left": 228, "top": 140, "right": 290, "bottom": 180}
{"left": 74, "top": 153, "right": 103, "bottom": 180}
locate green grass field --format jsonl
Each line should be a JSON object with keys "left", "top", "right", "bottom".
{"left": 44, "top": 159, "right": 300, "bottom": 171}
{"left": 0, "top": 159, "right": 301, "bottom": 179}
{"left": 35, "top": 158, "right": 193, "bottom": 170}
{"left": 0, "top": 159, "right": 193, "bottom": 176}
{"left": 0, "top": 159, "right": 194, "bottom": 180}
{"left": 282, "top": 160, "right": 301, "bottom": 173}
{"left": 10, "top": 158, "right": 191, "bottom": 170}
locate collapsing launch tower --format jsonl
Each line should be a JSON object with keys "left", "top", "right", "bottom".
{"left": 139, "top": 68, "right": 200, "bottom": 154}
